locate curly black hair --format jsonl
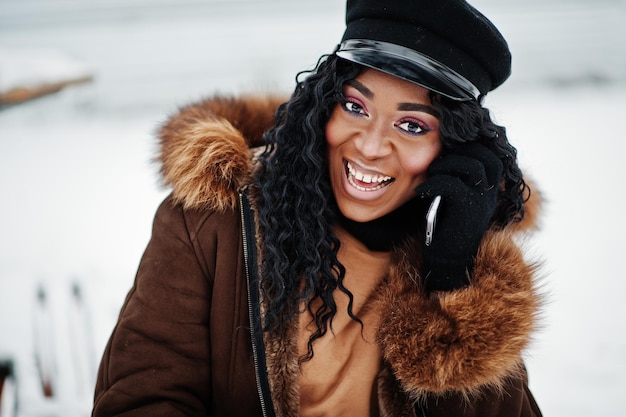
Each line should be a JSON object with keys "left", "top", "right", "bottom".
{"left": 254, "top": 52, "right": 529, "bottom": 362}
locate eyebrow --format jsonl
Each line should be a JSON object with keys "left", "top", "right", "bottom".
{"left": 347, "top": 79, "right": 374, "bottom": 98}
{"left": 398, "top": 102, "right": 440, "bottom": 119}
{"left": 346, "top": 79, "right": 440, "bottom": 119}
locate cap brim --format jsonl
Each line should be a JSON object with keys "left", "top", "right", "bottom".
{"left": 336, "top": 39, "right": 479, "bottom": 101}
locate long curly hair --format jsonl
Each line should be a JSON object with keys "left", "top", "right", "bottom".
{"left": 254, "top": 52, "right": 529, "bottom": 361}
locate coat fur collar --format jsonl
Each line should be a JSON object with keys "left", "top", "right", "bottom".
{"left": 157, "top": 95, "right": 542, "bottom": 414}
{"left": 158, "top": 95, "right": 285, "bottom": 211}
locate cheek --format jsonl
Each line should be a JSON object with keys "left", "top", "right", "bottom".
{"left": 325, "top": 125, "right": 340, "bottom": 166}
{"left": 400, "top": 142, "right": 441, "bottom": 183}
{"left": 325, "top": 108, "right": 345, "bottom": 147}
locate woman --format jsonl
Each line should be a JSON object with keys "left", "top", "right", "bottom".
{"left": 93, "top": 0, "right": 543, "bottom": 416}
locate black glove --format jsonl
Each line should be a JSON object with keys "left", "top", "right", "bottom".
{"left": 414, "top": 143, "right": 503, "bottom": 292}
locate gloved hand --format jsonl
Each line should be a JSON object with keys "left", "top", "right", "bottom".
{"left": 414, "top": 143, "right": 503, "bottom": 292}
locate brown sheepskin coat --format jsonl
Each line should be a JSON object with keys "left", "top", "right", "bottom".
{"left": 92, "top": 95, "right": 543, "bottom": 417}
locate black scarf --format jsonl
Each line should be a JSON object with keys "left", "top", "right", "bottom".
{"left": 336, "top": 198, "right": 423, "bottom": 252}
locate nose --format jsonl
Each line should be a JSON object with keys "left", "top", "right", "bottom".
{"left": 354, "top": 124, "right": 392, "bottom": 160}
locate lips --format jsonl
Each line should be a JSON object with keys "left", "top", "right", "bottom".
{"left": 345, "top": 160, "right": 394, "bottom": 192}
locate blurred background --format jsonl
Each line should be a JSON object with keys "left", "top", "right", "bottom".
{"left": 1, "top": 0, "right": 625, "bottom": 415}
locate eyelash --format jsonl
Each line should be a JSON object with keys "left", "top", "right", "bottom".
{"left": 341, "top": 98, "right": 367, "bottom": 116}
{"left": 341, "top": 97, "right": 431, "bottom": 136}
{"left": 395, "top": 118, "right": 430, "bottom": 136}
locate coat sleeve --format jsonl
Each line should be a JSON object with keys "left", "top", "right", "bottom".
{"left": 92, "top": 197, "right": 214, "bottom": 416}
{"left": 377, "top": 226, "right": 543, "bottom": 415}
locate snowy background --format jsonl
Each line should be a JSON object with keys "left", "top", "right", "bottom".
{"left": 1, "top": 0, "right": 625, "bottom": 416}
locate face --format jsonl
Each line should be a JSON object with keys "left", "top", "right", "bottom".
{"left": 326, "top": 68, "right": 442, "bottom": 222}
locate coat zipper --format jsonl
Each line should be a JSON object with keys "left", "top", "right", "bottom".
{"left": 239, "top": 190, "right": 275, "bottom": 417}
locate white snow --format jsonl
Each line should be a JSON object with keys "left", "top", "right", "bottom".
{"left": 0, "top": 47, "right": 91, "bottom": 93}
{"left": 1, "top": 0, "right": 625, "bottom": 416}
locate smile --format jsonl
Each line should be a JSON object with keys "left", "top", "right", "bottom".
{"left": 345, "top": 161, "right": 394, "bottom": 191}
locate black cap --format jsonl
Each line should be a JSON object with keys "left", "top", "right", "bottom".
{"left": 337, "top": 0, "right": 511, "bottom": 100}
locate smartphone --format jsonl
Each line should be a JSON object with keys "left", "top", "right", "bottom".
{"left": 425, "top": 195, "right": 441, "bottom": 246}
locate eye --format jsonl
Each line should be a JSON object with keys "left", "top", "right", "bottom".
{"left": 395, "top": 119, "right": 429, "bottom": 136}
{"left": 342, "top": 99, "right": 367, "bottom": 116}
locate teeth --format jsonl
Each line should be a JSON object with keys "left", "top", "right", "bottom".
{"left": 348, "top": 175, "right": 387, "bottom": 191}
{"left": 346, "top": 161, "right": 392, "bottom": 191}
{"left": 347, "top": 161, "right": 391, "bottom": 184}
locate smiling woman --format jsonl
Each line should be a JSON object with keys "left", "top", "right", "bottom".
{"left": 326, "top": 69, "right": 442, "bottom": 222}
{"left": 92, "top": 1, "right": 544, "bottom": 416}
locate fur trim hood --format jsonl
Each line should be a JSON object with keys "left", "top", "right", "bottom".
{"left": 158, "top": 95, "right": 285, "bottom": 211}
{"left": 157, "top": 95, "right": 542, "bottom": 411}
